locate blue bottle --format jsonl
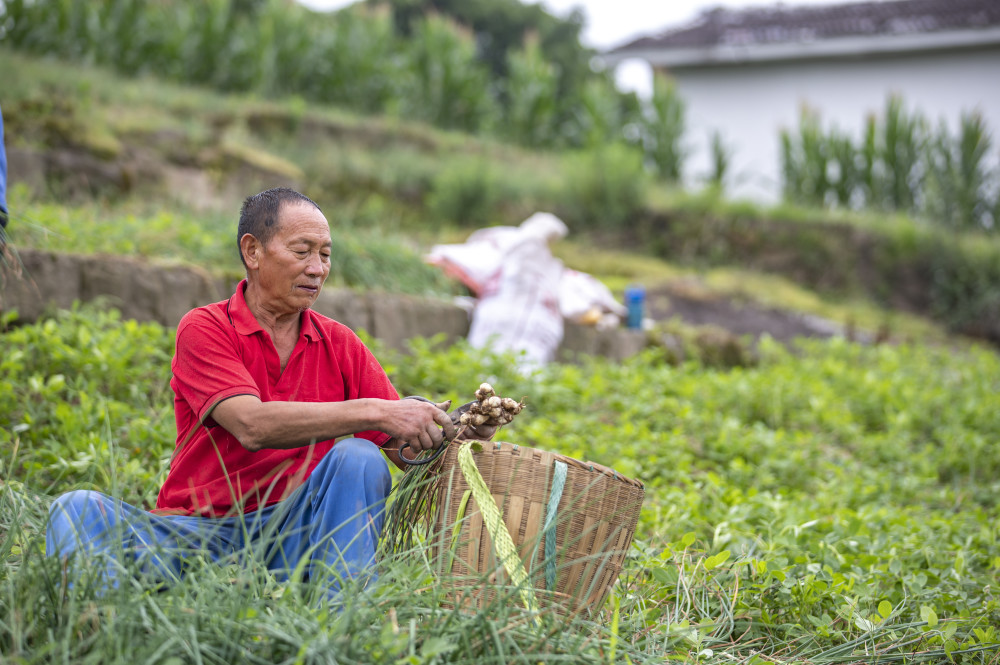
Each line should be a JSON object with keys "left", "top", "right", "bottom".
{"left": 624, "top": 285, "right": 645, "bottom": 329}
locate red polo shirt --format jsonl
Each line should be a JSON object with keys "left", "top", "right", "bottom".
{"left": 156, "top": 280, "right": 398, "bottom": 517}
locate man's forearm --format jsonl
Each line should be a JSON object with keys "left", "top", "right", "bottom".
{"left": 210, "top": 395, "right": 387, "bottom": 452}
{"left": 211, "top": 392, "right": 455, "bottom": 460}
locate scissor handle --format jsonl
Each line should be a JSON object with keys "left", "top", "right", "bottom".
{"left": 399, "top": 439, "right": 450, "bottom": 466}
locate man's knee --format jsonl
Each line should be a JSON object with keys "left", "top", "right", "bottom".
{"left": 49, "top": 489, "right": 106, "bottom": 523}
{"left": 323, "top": 438, "right": 390, "bottom": 487}
{"left": 47, "top": 489, "right": 114, "bottom": 556}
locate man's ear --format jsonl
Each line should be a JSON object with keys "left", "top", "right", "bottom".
{"left": 240, "top": 233, "right": 262, "bottom": 269}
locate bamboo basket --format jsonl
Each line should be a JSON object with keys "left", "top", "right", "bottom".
{"left": 387, "top": 440, "right": 644, "bottom": 617}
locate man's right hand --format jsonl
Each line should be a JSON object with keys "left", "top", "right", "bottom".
{"left": 382, "top": 398, "right": 457, "bottom": 457}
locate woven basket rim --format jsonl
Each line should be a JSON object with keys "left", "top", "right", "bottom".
{"left": 452, "top": 438, "right": 645, "bottom": 490}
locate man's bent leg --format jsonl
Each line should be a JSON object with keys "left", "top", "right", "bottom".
{"left": 47, "top": 490, "right": 136, "bottom": 586}
{"left": 46, "top": 490, "right": 242, "bottom": 588}
{"left": 260, "top": 438, "right": 392, "bottom": 591}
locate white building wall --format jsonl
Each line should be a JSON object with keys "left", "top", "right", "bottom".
{"left": 666, "top": 47, "right": 1000, "bottom": 202}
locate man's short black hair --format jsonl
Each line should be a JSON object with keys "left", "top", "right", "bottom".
{"left": 237, "top": 187, "right": 322, "bottom": 268}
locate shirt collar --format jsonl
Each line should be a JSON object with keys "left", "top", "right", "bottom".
{"left": 226, "top": 279, "right": 323, "bottom": 342}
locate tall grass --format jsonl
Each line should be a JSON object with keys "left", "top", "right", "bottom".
{"left": 0, "top": 489, "right": 634, "bottom": 664}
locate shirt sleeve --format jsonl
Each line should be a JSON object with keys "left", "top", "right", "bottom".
{"left": 340, "top": 329, "right": 399, "bottom": 447}
{"left": 172, "top": 312, "right": 261, "bottom": 424}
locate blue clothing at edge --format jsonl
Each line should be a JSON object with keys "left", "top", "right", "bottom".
{"left": 0, "top": 103, "right": 7, "bottom": 217}
{"left": 45, "top": 438, "right": 392, "bottom": 592}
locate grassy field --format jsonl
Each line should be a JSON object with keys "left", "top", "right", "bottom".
{"left": 2, "top": 306, "right": 999, "bottom": 663}
{"left": 3, "top": 186, "right": 457, "bottom": 298}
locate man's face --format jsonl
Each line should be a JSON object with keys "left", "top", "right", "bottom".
{"left": 254, "top": 202, "right": 332, "bottom": 314}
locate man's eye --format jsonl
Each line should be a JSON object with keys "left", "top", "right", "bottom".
{"left": 321, "top": 254, "right": 331, "bottom": 261}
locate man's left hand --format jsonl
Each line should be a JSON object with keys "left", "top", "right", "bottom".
{"left": 459, "top": 422, "right": 498, "bottom": 442}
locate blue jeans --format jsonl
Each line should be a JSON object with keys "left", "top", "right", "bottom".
{"left": 45, "top": 438, "right": 392, "bottom": 592}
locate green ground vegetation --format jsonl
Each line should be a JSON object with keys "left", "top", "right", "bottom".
{"left": 4, "top": 187, "right": 456, "bottom": 298}
{"left": 2, "top": 306, "right": 999, "bottom": 663}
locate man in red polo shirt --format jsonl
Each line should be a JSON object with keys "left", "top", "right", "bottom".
{"left": 46, "top": 187, "right": 476, "bottom": 593}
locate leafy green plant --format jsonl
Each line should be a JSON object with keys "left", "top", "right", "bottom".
{"left": 642, "top": 74, "right": 687, "bottom": 182}
{"left": 707, "top": 130, "right": 731, "bottom": 191}
{"left": 5, "top": 190, "right": 455, "bottom": 297}
{"left": 502, "top": 33, "right": 560, "bottom": 146}
{"left": 4, "top": 310, "right": 999, "bottom": 662}
{"left": 426, "top": 160, "right": 503, "bottom": 227}
{"left": 559, "top": 144, "right": 649, "bottom": 229}
{"left": 0, "top": 305, "right": 175, "bottom": 503}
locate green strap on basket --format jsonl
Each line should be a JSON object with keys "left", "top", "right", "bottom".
{"left": 448, "top": 489, "right": 473, "bottom": 573}
{"left": 542, "top": 460, "right": 567, "bottom": 591}
{"left": 457, "top": 440, "right": 539, "bottom": 614}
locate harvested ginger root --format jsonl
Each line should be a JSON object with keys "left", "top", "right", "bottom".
{"left": 460, "top": 383, "right": 525, "bottom": 428}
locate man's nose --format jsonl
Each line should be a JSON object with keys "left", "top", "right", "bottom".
{"left": 304, "top": 253, "right": 325, "bottom": 276}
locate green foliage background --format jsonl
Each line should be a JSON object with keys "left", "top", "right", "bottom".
{"left": 0, "top": 0, "right": 640, "bottom": 151}
{"left": 2, "top": 4, "right": 1000, "bottom": 660}
{"left": 4, "top": 42, "right": 999, "bottom": 343}
{"left": 2, "top": 307, "right": 999, "bottom": 662}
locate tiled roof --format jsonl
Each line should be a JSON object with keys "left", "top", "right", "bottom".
{"left": 610, "top": 0, "right": 1000, "bottom": 53}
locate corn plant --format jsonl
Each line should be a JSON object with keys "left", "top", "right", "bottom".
{"left": 858, "top": 113, "right": 882, "bottom": 208}
{"left": 643, "top": 74, "right": 687, "bottom": 182}
{"left": 305, "top": 5, "right": 405, "bottom": 114}
{"left": 826, "top": 126, "right": 858, "bottom": 208}
{"left": 780, "top": 96, "right": 998, "bottom": 231}
{"left": 780, "top": 106, "right": 829, "bottom": 206}
{"left": 401, "top": 14, "right": 495, "bottom": 133}
{"left": 0, "top": 0, "right": 658, "bottom": 151}
{"left": 707, "top": 130, "right": 731, "bottom": 191}
{"left": 502, "top": 34, "right": 559, "bottom": 146}
{"left": 925, "top": 112, "right": 996, "bottom": 231}
{"left": 574, "top": 75, "right": 627, "bottom": 148}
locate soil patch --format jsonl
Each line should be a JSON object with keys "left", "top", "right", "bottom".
{"left": 645, "top": 281, "right": 849, "bottom": 343}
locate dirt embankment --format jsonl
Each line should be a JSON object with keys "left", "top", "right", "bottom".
{"left": 2, "top": 130, "right": 839, "bottom": 349}
{"left": 646, "top": 283, "right": 850, "bottom": 343}
{"left": 631, "top": 210, "right": 1000, "bottom": 346}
